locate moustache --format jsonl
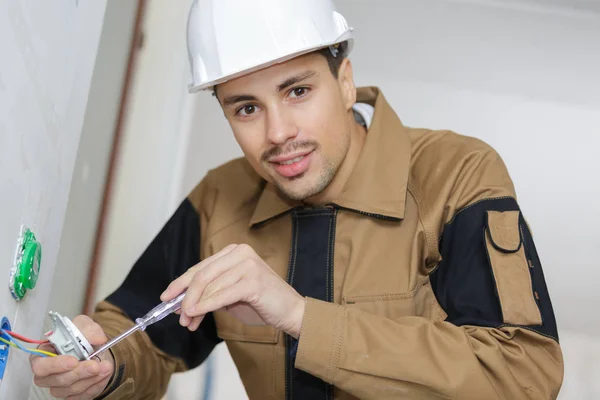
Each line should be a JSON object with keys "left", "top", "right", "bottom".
{"left": 261, "top": 141, "right": 318, "bottom": 162}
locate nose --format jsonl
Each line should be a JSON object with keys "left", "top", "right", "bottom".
{"left": 265, "top": 106, "right": 298, "bottom": 145}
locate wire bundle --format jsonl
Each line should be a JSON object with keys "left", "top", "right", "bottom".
{"left": 0, "top": 329, "right": 57, "bottom": 358}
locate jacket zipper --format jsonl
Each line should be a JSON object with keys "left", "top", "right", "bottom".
{"left": 333, "top": 204, "right": 400, "bottom": 221}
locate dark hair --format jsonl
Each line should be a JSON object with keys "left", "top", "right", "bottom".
{"left": 317, "top": 41, "right": 349, "bottom": 78}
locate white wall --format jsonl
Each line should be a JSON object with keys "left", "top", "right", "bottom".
{"left": 47, "top": 0, "right": 137, "bottom": 326}
{"left": 96, "top": 0, "right": 600, "bottom": 399}
{"left": 0, "top": 1, "right": 107, "bottom": 399}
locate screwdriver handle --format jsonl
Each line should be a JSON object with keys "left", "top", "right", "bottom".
{"left": 137, "top": 292, "right": 187, "bottom": 330}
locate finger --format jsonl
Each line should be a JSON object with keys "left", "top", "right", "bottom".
{"left": 195, "top": 282, "right": 252, "bottom": 316}
{"left": 31, "top": 355, "right": 78, "bottom": 378}
{"left": 179, "top": 313, "right": 191, "bottom": 327}
{"left": 185, "top": 267, "right": 244, "bottom": 317}
{"left": 202, "top": 267, "right": 245, "bottom": 302}
{"left": 161, "top": 244, "right": 238, "bottom": 301}
{"left": 34, "top": 360, "right": 103, "bottom": 388}
{"left": 187, "top": 315, "right": 206, "bottom": 332}
{"left": 181, "top": 247, "right": 251, "bottom": 314}
{"left": 66, "top": 376, "right": 113, "bottom": 400}
{"left": 49, "top": 362, "right": 112, "bottom": 398}
{"left": 72, "top": 315, "right": 107, "bottom": 346}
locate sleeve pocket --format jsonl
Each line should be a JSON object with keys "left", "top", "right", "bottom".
{"left": 485, "top": 210, "right": 542, "bottom": 326}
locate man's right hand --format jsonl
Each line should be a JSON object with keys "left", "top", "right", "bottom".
{"left": 30, "top": 315, "right": 115, "bottom": 400}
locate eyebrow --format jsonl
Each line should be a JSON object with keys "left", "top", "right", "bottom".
{"left": 222, "top": 94, "right": 258, "bottom": 107}
{"left": 221, "top": 71, "right": 318, "bottom": 107}
{"left": 277, "top": 71, "right": 317, "bottom": 92}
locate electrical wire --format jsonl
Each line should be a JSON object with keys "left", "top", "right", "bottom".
{"left": 2, "top": 330, "right": 49, "bottom": 344}
{"left": 0, "top": 336, "right": 18, "bottom": 349}
{"left": 28, "top": 348, "right": 58, "bottom": 358}
{"left": 0, "top": 330, "right": 57, "bottom": 358}
{"left": 1, "top": 333, "right": 53, "bottom": 358}
{"left": 2, "top": 333, "right": 57, "bottom": 358}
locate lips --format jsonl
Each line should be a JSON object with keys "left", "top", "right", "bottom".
{"left": 270, "top": 150, "right": 313, "bottom": 178}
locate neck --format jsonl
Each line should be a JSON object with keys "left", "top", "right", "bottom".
{"left": 305, "top": 114, "right": 367, "bottom": 205}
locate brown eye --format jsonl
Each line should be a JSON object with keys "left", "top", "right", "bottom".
{"left": 290, "top": 87, "right": 308, "bottom": 98}
{"left": 237, "top": 105, "right": 258, "bottom": 117}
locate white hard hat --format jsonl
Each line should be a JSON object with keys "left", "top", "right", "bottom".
{"left": 186, "top": 0, "right": 354, "bottom": 92}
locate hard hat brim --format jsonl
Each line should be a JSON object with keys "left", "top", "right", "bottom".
{"left": 188, "top": 31, "right": 354, "bottom": 94}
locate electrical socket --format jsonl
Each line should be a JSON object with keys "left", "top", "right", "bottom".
{"left": 0, "top": 317, "right": 12, "bottom": 382}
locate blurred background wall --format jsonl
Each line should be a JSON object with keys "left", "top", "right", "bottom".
{"left": 35, "top": 0, "right": 600, "bottom": 399}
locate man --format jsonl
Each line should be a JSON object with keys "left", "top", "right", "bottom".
{"left": 31, "top": 0, "right": 563, "bottom": 399}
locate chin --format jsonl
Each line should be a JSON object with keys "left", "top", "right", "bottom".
{"left": 270, "top": 162, "right": 335, "bottom": 201}
{"left": 276, "top": 183, "right": 311, "bottom": 201}
{"left": 276, "top": 177, "right": 327, "bottom": 201}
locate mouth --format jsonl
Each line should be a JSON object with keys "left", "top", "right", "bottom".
{"left": 269, "top": 150, "right": 314, "bottom": 178}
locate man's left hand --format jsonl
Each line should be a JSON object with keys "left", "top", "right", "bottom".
{"left": 161, "top": 244, "right": 305, "bottom": 338}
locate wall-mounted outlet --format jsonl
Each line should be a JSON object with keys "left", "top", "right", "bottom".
{"left": 0, "top": 317, "right": 12, "bottom": 382}
{"left": 9, "top": 226, "right": 42, "bottom": 301}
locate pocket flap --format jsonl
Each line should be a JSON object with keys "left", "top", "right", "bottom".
{"left": 484, "top": 210, "right": 542, "bottom": 326}
{"left": 486, "top": 210, "right": 522, "bottom": 253}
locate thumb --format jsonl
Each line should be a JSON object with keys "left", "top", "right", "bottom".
{"left": 72, "top": 315, "right": 107, "bottom": 346}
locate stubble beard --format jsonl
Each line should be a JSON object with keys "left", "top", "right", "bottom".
{"left": 274, "top": 158, "right": 337, "bottom": 201}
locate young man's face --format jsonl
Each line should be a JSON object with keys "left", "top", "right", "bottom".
{"left": 216, "top": 52, "right": 357, "bottom": 201}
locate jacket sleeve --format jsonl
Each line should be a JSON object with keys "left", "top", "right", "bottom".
{"left": 91, "top": 180, "right": 222, "bottom": 399}
{"left": 294, "top": 144, "right": 564, "bottom": 400}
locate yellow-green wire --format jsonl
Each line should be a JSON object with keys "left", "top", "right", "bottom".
{"left": 0, "top": 335, "right": 57, "bottom": 357}
{"left": 0, "top": 336, "right": 17, "bottom": 349}
{"left": 29, "top": 348, "right": 58, "bottom": 357}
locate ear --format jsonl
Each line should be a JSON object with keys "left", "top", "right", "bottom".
{"left": 337, "top": 58, "right": 357, "bottom": 111}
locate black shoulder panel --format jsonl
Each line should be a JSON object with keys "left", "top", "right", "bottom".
{"left": 430, "top": 197, "right": 559, "bottom": 342}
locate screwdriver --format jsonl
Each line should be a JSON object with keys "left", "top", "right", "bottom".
{"left": 87, "top": 291, "right": 186, "bottom": 360}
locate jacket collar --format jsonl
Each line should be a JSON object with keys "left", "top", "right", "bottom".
{"left": 250, "top": 87, "right": 411, "bottom": 227}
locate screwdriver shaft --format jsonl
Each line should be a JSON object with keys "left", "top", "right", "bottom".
{"left": 87, "top": 324, "right": 141, "bottom": 360}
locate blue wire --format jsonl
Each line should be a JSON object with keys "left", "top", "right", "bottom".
{"left": 0, "top": 329, "right": 49, "bottom": 358}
